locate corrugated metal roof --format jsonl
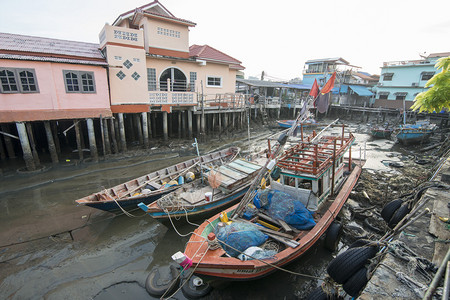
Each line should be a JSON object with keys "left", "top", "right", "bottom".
{"left": 305, "top": 57, "right": 350, "bottom": 65}
{"left": 236, "top": 78, "right": 285, "bottom": 88}
{"left": 0, "top": 54, "right": 108, "bottom": 66}
{"left": 0, "top": 32, "right": 104, "bottom": 60}
{"left": 349, "top": 85, "right": 373, "bottom": 96}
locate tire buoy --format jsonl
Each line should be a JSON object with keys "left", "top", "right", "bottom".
{"left": 327, "top": 246, "right": 378, "bottom": 284}
{"left": 343, "top": 266, "right": 369, "bottom": 297}
{"left": 381, "top": 199, "right": 403, "bottom": 223}
{"left": 181, "top": 275, "right": 212, "bottom": 299}
{"left": 145, "top": 265, "right": 180, "bottom": 297}
{"left": 388, "top": 203, "right": 410, "bottom": 228}
{"left": 324, "top": 222, "right": 343, "bottom": 251}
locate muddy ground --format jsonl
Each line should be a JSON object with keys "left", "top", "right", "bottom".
{"left": 0, "top": 116, "right": 448, "bottom": 299}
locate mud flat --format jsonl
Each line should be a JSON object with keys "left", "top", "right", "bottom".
{"left": 358, "top": 158, "right": 450, "bottom": 299}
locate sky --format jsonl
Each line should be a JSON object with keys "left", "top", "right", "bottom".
{"left": 1, "top": 0, "right": 449, "bottom": 81}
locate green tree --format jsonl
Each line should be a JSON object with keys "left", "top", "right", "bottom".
{"left": 411, "top": 56, "right": 450, "bottom": 112}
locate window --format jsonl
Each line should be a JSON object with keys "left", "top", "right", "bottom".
{"left": 131, "top": 72, "right": 141, "bottom": 81}
{"left": 207, "top": 76, "right": 222, "bottom": 87}
{"left": 147, "top": 68, "right": 156, "bottom": 91}
{"left": 382, "top": 73, "right": 393, "bottom": 81}
{"left": 63, "top": 70, "right": 96, "bottom": 93}
{"left": 189, "top": 72, "right": 197, "bottom": 92}
{"left": 116, "top": 71, "right": 126, "bottom": 80}
{"left": 0, "top": 68, "right": 39, "bottom": 93}
{"left": 421, "top": 72, "right": 435, "bottom": 81}
{"left": 157, "top": 27, "right": 180, "bottom": 38}
{"left": 378, "top": 92, "right": 389, "bottom": 100}
{"left": 394, "top": 92, "right": 407, "bottom": 100}
{"left": 123, "top": 59, "right": 133, "bottom": 69}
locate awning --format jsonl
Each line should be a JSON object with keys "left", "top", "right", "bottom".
{"left": 283, "top": 84, "right": 312, "bottom": 90}
{"left": 349, "top": 85, "right": 373, "bottom": 96}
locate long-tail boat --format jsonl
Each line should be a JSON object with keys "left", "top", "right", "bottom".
{"left": 75, "top": 147, "right": 240, "bottom": 212}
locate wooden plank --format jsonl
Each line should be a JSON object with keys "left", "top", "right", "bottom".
{"left": 238, "top": 219, "right": 294, "bottom": 239}
{"left": 232, "top": 159, "right": 262, "bottom": 171}
{"left": 278, "top": 220, "right": 294, "bottom": 233}
{"left": 227, "top": 162, "right": 258, "bottom": 175}
{"left": 216, "top": 166, "right": 246, "bottom": 180}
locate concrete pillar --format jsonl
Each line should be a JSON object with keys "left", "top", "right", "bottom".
{"left": 109, "top": 118, "right": 118, "bottom": 154}
{"left": 103, "top": 118, "right": 111, "bottom": 155}
{"left": 187, "top": 110, "right": 193, "bottom": 139}
{"left": 135, "top": 114, "right": 143, "bottom": 145}
{"left": 44, "top": 121, "right": 59, "bottom": 164}
{"left": 16, "top": 122, "right": 36, "bottom": 171}
{"left": 142, "top": 112, "right": 149, "bottom": 148}
{"left": 223, "top": 113, "right": 228, "bottom": 133}
{"left": 201, "top": 113, "right": 206, "bottom": 136}
{"left": 113, "top": 117, "right": 120, "bottom": 152}
{"left": 232, "top": 112, "right": 236, "bottom": 131}
{"left": 147, "top": 112, "right": 152, "bottom": 138}
{"left": 118, "top": 113, "right": 127, "bottom": 152}
{"left": 151, "top": 113, "right": 156, "bottom": 138}
{"left": 25, "top": 122, "right": 40, "bottom": 167}
{"left": 162, "top": 111, "right": 168, "bottom": 141}
{"left": 74, "top": 120, "right": 83, "bottom": 160}
{"left": 1, "top": 124, "right": 16, "bottom": 158}
{"left": 86, "top": 118, "right": 98, "bottom": 163}
{"left": 178, "top": 111, "right": 182, "bottom": 139}
{"left": 218, "top": 113, "right": 222, "bottom": 133}
{"left": 181, "top": 111, "right": 186, "bottom": 138}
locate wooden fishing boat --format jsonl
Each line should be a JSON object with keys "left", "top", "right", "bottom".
{"left": 182, "top": 124, "right": 365, "bottom": 282}
{"left": 138, "top": 156, "right": 266, "bottom": 220}
{"left": 75, "top": 147, "right": 240, "bottom": 212}
{"left": 395, "top": 121, "right": 436, "bottom": 145}
{"left": 370, "top": 126, "right": 394, "bottom": 139}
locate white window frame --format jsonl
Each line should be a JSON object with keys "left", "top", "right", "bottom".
{"left": 206, "top": 76, "right": 222, "bottom": 88}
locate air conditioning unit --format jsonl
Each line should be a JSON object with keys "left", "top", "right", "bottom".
{"left": 377, "top": 82, "right": 383, "bottom": 87}
{"left": 411, "top": 82, "right": 418, "bottom": 87}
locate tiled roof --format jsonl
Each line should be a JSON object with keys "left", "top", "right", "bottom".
{"left": 113, "top": 1, "right": 195, "bottom": 27}
{"left": 0, "top": 54, "right": 108, "bottom": 66}
{"left": 189, "top": 44, "right": 243, "bottom": 69}
{"left": 0, "top": 32, "right": 104, "bottom": 61}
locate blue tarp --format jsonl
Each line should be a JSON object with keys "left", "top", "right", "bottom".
{"left": 349, "top": 85, "right": 373, "bottom": 96}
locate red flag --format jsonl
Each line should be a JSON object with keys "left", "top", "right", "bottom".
{"left": 320, "top": 72, "right": 336, "bottom": 95}
{"left": 309, "top": 79, "right": 319, "bottom": 98}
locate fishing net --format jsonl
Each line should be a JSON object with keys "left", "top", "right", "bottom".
{"left": 254, "top": 190, "right": 316, "bottom": 230}
{"left": 215, "top": 221, "right": 268, "bottom": 257}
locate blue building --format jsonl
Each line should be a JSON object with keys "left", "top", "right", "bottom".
{"left": 374, "top": 52, "right": 450, "bottom": 109}
{"left": 302, "top": 57, "right": 377, "bottom": 106}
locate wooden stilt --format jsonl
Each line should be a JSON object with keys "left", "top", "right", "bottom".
{"left": 25, "top": 122, "right": 40, "bottom": 166}
{"left": 118, "top": 113, "right": 127, "bottom": 152}
{"left": 162, "top": 111, "right": 168, "bottom": 141}
{"left": 187, "top": 110, "right": 193, "bottom": 139}
{"left": 1, "top": 124, "right": 16, "bottom": 158}
{"left": 44, "top": 121, "right": 59, "bottom": 164}
{"left": 196, "top": 114, "right": 201, "bottom": 137}
{"left": 142, "top": 112, "right": 149, "bottom": 148}
{"left": 74, "top": 120, "right": 84, "bottom": 160}
{"left": 103, "top": 118, "right": 111, "bottom": 155}
{"left": 201, "top": 113, "right": 206, "bottom": 137}
{"left": 16, "top": 122, "right": 36, "bottom": 171}
{"left": 181, "top": 111, "right": 186, "bottom": 138}
{"left": 147, "top": 112, "right": 152, "bottom": 138}
{"left": 223, "top": 113, "right": 228, "bottom": 134}
{"left": 151, "top": 112, "right": 156, "bottom": 138}
{"left": 86, "top": 118, "right": 98, "bottom": 162}
{"left": 99, "top": 115, "right": 106, "bottom": 156}
{"left": 109, "top": 118, "right": 118, "bottom": 154}
{"left": 51, "top": 121, "right": 61, "bottom": 154}
{"left": 232, "top": 112, "right": 236, "bottom": 131}
{"left": 0, "top": 133, "right": 6, "bottom": 160}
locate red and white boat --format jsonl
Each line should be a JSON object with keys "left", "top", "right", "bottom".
{"left": 183, "top": 123, "right": 365, "bottom": 282}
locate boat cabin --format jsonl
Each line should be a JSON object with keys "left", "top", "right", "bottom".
{"left": 269, "top": 125, "right": 355, "bottom": 211}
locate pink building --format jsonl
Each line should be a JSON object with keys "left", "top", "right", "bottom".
{"left": 0, "top": 33, "right": 111, "bottom": 169}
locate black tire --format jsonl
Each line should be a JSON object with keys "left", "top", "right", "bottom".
{"left": 324, "top": 222, "right": 343, "bottom": 251}
{"left": 387, "top": 203, "right": 410, "bottom": 228}
{"left": 363, "top": 218, "right": 384, "bottom": 234}
{"left": 381, "top": 199, "right": 403, "bottom": 223}
{"left": 327, "top": 246, "right": 378, "bottom": 284}
{"left": 343, "top": 267, "right": 369, "bottom": 297}
{"left": 306, "top": 286, "right": 337, "bottom": 300}
{"left": 181, "top": 275, "right": 213, "bottom": 299}
{"left": 145, "top": 265, "right": 180, "bottom": 297}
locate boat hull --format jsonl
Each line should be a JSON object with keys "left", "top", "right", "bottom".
{"left": 370, "top": 129, "right": 393, "bottom": 139}
{"left": 184, "top": 165, "right": 363, "bottom": 282}
{"left": 396, "top": 131, "right": 433, "bottom": 145}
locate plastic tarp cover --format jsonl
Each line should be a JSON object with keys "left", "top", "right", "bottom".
{"left": 216, "top": 221, "right": 268, "bottom": 257}
{"left": 254, "top": 189, "right": 316, "bottom": 230}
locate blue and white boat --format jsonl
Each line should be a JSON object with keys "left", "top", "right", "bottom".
{"left": 138, "top": 157, "right": 265, "bottom": 220}
{"left": 396, "top": 120, "right": 436, "bottom": 145}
